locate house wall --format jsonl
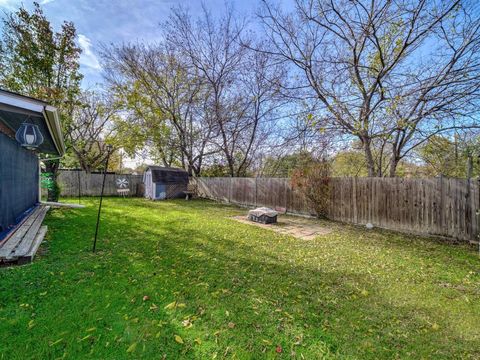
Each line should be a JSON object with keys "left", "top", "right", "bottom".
{"left": 0, "top": 132, "right": 39, "bottom": 233}
{"left": 0, "top": 121, "right": 14, "bottom": 137}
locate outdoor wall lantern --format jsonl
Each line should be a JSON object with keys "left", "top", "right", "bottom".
{"left": 15, "top": 122, "right": 44, "bottom": 150}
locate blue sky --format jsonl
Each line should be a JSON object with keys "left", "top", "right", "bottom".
{"left": 0, "top": 0, "right": 271, "bottom": 87}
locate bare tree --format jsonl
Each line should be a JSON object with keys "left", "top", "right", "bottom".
{"left": 165, "top": 5, "right": 275, "bottom": 176}
{"left": 102, "top": 43, "right": 217, "bottom": 176}
{"left": 233, "top": 48, "right": 288, "bottom": 175}
{"left": 259, "top": 0, "right": 480, "bottom": 176}
{"left": 67, "top": 91, "right": 119, "bottom": 172}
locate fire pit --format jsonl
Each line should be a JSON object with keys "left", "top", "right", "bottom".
{"left": 248, "top": 207, "right": 278, "bottom": 224}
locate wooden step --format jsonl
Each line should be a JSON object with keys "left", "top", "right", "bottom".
{"left": 0, "top": 205, "right": 50, "bottom": 262}
{"left": 7, "top": 206, "right": 49, "bottom": 259}
{"left": 17, "top": 226, "right": 48, "bottom": 265}
{"left": 0, "top": 207, "right": 42, "bottom": 256}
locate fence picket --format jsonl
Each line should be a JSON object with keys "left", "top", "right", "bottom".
{"left": 195, "top": 176, "right": 479, "bottom": 242}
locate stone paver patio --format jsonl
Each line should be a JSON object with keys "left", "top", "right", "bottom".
{"left": 232, "top": 215, "right": 331, "bottom": 240}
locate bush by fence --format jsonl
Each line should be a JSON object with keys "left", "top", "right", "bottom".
{"left": 194, "top": 176, "right": 480, "bottom": 243}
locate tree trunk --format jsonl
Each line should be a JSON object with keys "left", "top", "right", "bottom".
{"left": 389, "top": 156, "right": 399, "bottom": 177}
{"left": 362, "top": 137, "right": 376, "bottom": 177}
{"left": 467, "top": 153, "right": 473, "bottom": 179}
{"left": 186, "top": 165, "right": 193, "bottom": 177}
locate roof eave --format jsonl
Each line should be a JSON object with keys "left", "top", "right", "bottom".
{"left": 0, "top": 90, "right": 65, "bottom": 156}
{"left": 43, "top": 106, "right": 65, "bottom": 156}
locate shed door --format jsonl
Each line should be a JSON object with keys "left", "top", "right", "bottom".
{"left": 155, "top": 184, "right": 166, "bottom": 199}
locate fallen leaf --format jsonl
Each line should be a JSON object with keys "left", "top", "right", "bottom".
{"left": 50, "top": 338, "right": 64, "bottom": 347}
{"left": 126, "top": 342, "right": 137, "bottom": 353}
{"left": 227, "top": 322, "right": 235, "bottom": 329}
{"left": 164, "top": 301, "right": 177, "bottom": 310}
{"left": 194, "top": 338, "right": 202, "bottom": 345}
{"left": 174, "top": 335, "right": 184, "bottom": 344}
{"left": 80, "top": 334, "right": 92, "bottom": 342}
{"left": 182, "top": 319, "right": 192, "bottom": 328}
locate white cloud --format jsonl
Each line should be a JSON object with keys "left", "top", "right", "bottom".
{"left": 78, "top": 34, "right": 102, "bottom": 70}
{"left": 0, "top": 0, "right": 53, "bottom": 8}
{"left": 0, "top": 0, "right": 20, "bottom": 9}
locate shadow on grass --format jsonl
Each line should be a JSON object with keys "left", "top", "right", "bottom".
{"left": 1, "top": 197, "right": 478, "bottom": 359}
{"left": 95, "top": 198, "right": 480, "bottom": 358}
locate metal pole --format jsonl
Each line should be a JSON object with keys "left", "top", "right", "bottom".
{"left": 93, "top": 147, "right": 112, "bottom": 253}
{"left": 477, "top": 154, "right": 480, "bottom": 255}
{"left": 477, "top": 174, "right": 480, "bottom": 256}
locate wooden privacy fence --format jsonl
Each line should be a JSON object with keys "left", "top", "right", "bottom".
{"left": 56, "top": 170, "right": 144, "bottom": 197}
{"left": 194, "top": 177, "right": 480, "bottom": 243}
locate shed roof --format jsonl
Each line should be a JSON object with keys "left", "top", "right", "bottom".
{"left": 0, "top": 89, "right": 65, "bottom": 156}
{"left": 146, "top": 166, "right": 189, "bottom": 184}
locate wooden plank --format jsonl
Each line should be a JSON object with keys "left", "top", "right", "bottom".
{"left": 17, "top": 226, "right": 48, "bottom": 265}
{"left": 352, "top": 178, "right": 356, "bottom": 221}
{"left": 6, "top": 206, "right": 49, "bottom": 259}
{"left": 0, "top": 206, "right": 42, "bottom": 257}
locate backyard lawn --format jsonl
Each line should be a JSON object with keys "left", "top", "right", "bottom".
{"left": 0, "top": 198, "right": 479, "bottom": 359}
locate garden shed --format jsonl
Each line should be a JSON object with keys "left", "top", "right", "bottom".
{"left": 143, "top": 166, "right": 189, "bottom": 200}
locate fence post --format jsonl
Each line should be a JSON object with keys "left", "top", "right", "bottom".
{"left": 255, "top": 177, "right": 258, "bottom": 208}
{"left": 77, "top": 170, "right": 81, "bottom": 204}
{"left": 439, "top": 174, "right": 444, "bottom": 232}
{"left": 353, "top": 177, "right": 358, "bottom": 224}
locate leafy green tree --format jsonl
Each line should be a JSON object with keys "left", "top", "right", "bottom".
{"left": 261, "top": 151, "right": 317, "bottom": 177}
{"left": 331, "top": 150, "right": 368, "bottom": 177}
{"left": 0, "top": 2, "right": 82, "bottom": 201}
{"left": 200, "top": 160, "right": 232, "bottom": 177}
{"left": 418, "top": 136, "right": 480, "bottom": 178}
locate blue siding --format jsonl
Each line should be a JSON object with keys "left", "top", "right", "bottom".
{"left": 0, "top": 132, "right": 38, "bottom": 235}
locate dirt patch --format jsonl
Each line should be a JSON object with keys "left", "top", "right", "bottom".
{"left": 231, "top": 215, "right": 332, "bottom": 240}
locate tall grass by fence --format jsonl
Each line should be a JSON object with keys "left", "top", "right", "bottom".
{"left": 55, "top": 170, "right": 144, "bottom": 197}
{"left": 195, "top": 177, "right": 480, "bottom": 243}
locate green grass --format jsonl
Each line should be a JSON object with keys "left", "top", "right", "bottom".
{"left": 1, "top": 198, "right": 479, "bottom": 359}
